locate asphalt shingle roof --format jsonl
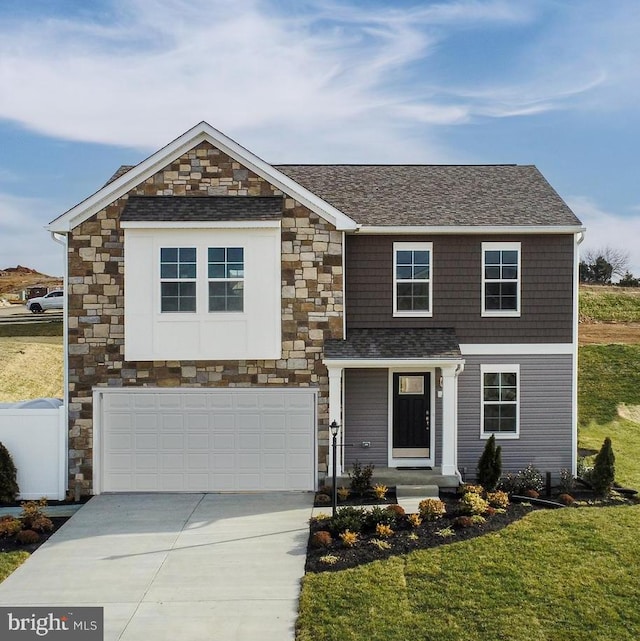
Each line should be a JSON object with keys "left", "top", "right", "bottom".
{"left": 275, "top": 164, "right": 581, "bottom": 227}
{"left": 325, "top": 328, "right": 461, "bottom": 360}
{"left": 121, "top": 196, "right": 283, "bottom": 222}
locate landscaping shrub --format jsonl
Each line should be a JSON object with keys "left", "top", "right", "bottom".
{"left": 524, "top": 489, "right": 540, "bottom": 499}
{"left": 459, "top": 492, "right": 489, "bottom": 515}
{"left": 519, "top": 464, "right": 544, "bottom": 493}
{"left": 386, "top": 504, "right": 405, "bottom": 518}
{"left": 375, "top": 523, "right": 394, "bottom": 538}
{"left": 372, "top": 483, "right": 388, "bottom": 500}
{"left": 369, "top": 538, "right": 391, "bottom": 550}
{"left": 476, "top": 434, "right": 502, "bottom": 491}
{"left": 558, "top": 493, "right": 575, "bottom": 505}
{"left": 486, "top": 490, "right": 509, "bottom": 509}
{"left": 591, "top": 437, "right": 616, "bottom": 496}
{"left": 460, "top": 483, "right": 484, "bottom": 496}
{"left": 329, "top": 507, "right": 365, "bottom": 535}
{"left": 453, "top": 515, "right": 474, "bottom": 528}
{"left": 559, "top": 468, "right": 575, "bottom": 494}
{"left": 310, "top": 531, "right": 333, "bottom": 548}
{"left": 418, "top": 498, "right": 446, "bottom": 520}
{"left": 364, "top": 505, "right": 395, "bottom": 529}
{"left": 337, "top": 487, "right": 350, "bottom": 502}
{"left": 348, "top": 460, "right": 374, "bottom": 495}
{"left": 407, "top": 513, "right": 422, "bottom": 528}
{"left": 315, "top": 493, "right": 331, "bottom": 506}
{"left": 16, "top": 529, "right": 40, "bottom": 545}
{"left": 20, "top": 500, "right": 53, "bottom": 532}
{"left": 0, "top": 442, "right": 19, "bottom": 503}
{"left": 0, "top": 516, "right": 22, "bottom": 537}
{"left": 339, "top": 530, "right": 359, "bottom": 548}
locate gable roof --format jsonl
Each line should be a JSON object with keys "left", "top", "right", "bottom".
{"left": 121, "top": 196, "right": 282, "bottom": 222}
{"left": 276, "top": 164, "right": 582, "bottom": 228}
{"left": 47, "top": 121, "right": 358, "bottom": 233}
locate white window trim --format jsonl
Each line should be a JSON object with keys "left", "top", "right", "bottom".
{"left": 393, "top": 241, "right": 433, "bottom": 317}
{"left": 480, "top": 364, "right": 520, "bottom": 440}
{"left": 159, "top": 246, "right": 197, "bottom": 314}
{"left": 481, "top": 241, "right": 521, "bottom": 318}
{"left": 207, "top": 247, "right": 245, "bottom": 313}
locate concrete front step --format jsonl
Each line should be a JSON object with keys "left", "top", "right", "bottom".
{"left": 396, "top": 484, "right": 439, "bottom": 498}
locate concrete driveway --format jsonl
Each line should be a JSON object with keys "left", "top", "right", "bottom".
{"left": 0, "top": 493, "right": 313, "bottom": 640}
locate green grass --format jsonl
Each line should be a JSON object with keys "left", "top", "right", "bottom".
{"left": 298, "top": 506, "right": 640, "bottom": 641}
{"left": 578, "top": 344, "right": 640, "bottom": 488}
{"left": 0, "top": 320, "right": 62, "bottom": 337}
{"left": 580, "top": 287, "right": 640, "bottom": 322}
{"left": 0, "top": 551, "right": 29, "bottom": 583}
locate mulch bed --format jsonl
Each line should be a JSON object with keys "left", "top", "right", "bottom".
{"left": 0, "top": 517, "right": 70, "bottom": 554}
{"left": 306, "top": 488, "right": 638, "bottom": 574}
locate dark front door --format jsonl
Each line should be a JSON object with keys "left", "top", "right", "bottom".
{"left": 392, "top": 372, "right": 430, "bottom": 458}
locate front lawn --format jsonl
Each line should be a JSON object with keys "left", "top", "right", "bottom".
{"left": 0, "top": 551, "right": 29, "bottom": 582}
{"left": 298, "top": 505, "right": 640, "bottom": 641}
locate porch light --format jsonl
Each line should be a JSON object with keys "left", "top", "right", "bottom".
{"left": 330, "top": 420, "right": 340, "bottom": 517}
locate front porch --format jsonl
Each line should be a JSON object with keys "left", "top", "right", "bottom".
{"left": 331, "top": 466, "right": 460, "bottom": 491}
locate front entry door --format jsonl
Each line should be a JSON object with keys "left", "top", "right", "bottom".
{"left": 392, "top": 373, "right": 430, "bottom": 458}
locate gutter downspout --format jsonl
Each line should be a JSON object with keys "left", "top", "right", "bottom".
{"left": 50, "top": 231, "right": 69, "bottom": 499}
{"left": 573, "top": 231, "right": 585, "bottom": 478}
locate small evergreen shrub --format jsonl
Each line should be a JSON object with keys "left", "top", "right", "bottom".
{"left": 559, "top": 468, "right": 575, "bottom": 494}
{"left": 365, "top": 505, "right": 396, "bottom": 529}
{"left": 310, "top": 530, "right": 333, "bottom": 548}
{"left": 16, "top": 529, "right": 40, "bottom": 545}
{"left": 486, "top": 491, "right": 509, "bottom": 509}
{"left": 369, "top": 538, "right": 391, "bottom": 550}
{"left": 339, "top": 530, "right": 359, "bottom": 548}
{"left": 329, "top": 506, "right": 365, "bottom": 535}
{"left": 557, "top": 493, "right": 574, "bottom": 505}
{"left": 0, "top": 442, "right": 19, "bottom": 503}
{"left": 470, "top": 515, "right": 486, "bottom": 525}
{"left": 319, "top": 554, "right": 339, "bottom": 565}
{"left": 476, "top": 434, "right": 502, "bottom": 491}
{"left": 524, "top": 489, "right": 540, "bottom": 499}
{"left": 418, "top": 498, "right": 446, "bottom": 520}
{"left": 436, "top": 526, "right": 455, "bottom": 538}
{"left": 459, "top": 492, "right": 489, "bottom": 515}
{"left": 348, "top": 460, "right": 375, "bottom": 495}
{"left": 460, "top": 484, "right": 484, "bottom": 496}
{"left": 386, "top": 504, "right": 405, "bottom": 518}
{"left": 337, "top": 487, "right": 350, "bottom": 502}
{"left": 20, "top": 499, "right": 53, "bottom": 532}
{"left": 591, "top": 437, "right": 615, "bottom": 496}
{"left": 315, "top": 493, "right": 331, "bottom": 505}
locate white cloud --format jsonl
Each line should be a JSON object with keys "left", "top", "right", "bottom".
{"left": 568, "top": 195, "right": 640, "bottom": 278}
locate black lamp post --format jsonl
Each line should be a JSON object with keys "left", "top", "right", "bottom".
{"left": 330, "top": 420, "right": 340, "bottom": 517}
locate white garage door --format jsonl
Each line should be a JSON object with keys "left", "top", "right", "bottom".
{"left": 95, "top": 388, "right": 316, "bottom": 493}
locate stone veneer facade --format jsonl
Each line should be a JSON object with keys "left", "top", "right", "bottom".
{"left": 67, "top": 141, "right": 343, "bottom": 494}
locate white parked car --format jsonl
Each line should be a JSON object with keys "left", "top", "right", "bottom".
{"left": 25, "top": 290, "right": 64, "bottom": 313}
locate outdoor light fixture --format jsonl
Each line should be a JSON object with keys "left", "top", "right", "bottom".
{"left": 330, "top": 420, "right": 340, "bottom": 516}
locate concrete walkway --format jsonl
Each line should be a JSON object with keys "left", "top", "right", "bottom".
{"left": 0, "top": 493, "right": 313, "bottom": 641}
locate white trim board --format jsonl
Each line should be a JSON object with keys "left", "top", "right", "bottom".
{"left": 47, "top": 121, "right": 359, "bottom": 233}
{"left": 459, "top": 343, "right": 574, "bottom": 356}
{"left": 356, "top": 225, "right": 585, "bottom": 235}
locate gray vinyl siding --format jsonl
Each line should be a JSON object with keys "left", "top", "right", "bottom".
{"left": 345, "top": 234, "right": 575, "bottom": 343}
{"left": 457, "top": 354, "right": 573, "bottom": 481}
{"left": 343, "top": 368, "right": 444, "bottom": 469}
{"left": 344, "top": 369, "right": 389, "bottom": 467}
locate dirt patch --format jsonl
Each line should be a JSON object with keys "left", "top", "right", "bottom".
{"left": 579, "top": 322, "right": 640, "bottom": 345}
{"left": 617, "top": 403, "right": 640, "bottom": 423}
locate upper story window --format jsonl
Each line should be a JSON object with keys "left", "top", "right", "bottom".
{"left": 481, "top": 364, "right": 519, "bottom": 439}
{"left": 208, "top": 247, "right": 244, "bottom": 312}
{"left": 393, "top": 242, "right": 433, "bottom": 317}
{"left": 160, "top": 247, "right": 196, "bottom": 312}
{"left": 482, "top": 242, "right": 520, "bottom": 317}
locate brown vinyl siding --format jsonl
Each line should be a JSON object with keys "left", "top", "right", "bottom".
{"left": 457, "top": 354, "right": 573, "bottom": 480}
{"left": 345, "top": 234, "right": 575, "bottom": 343}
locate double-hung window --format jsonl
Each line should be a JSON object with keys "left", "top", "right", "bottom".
{"left": 208, "top": 247, "right": 244, "bottom": 312}
{"left": 482, "top": 242, "right": 520, "bottom": 316}
{"left": 160, "top": 247, "right": 197, "bottom": 312}
{"left": 481, "top": 364, "right": 519, "bottom": 438}
{"left": 393, "top": 242, "right": 432, "bottom": 316}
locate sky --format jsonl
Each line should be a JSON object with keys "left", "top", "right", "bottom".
{"left": 0, "top": 0, "right": 639, "bottom": 278}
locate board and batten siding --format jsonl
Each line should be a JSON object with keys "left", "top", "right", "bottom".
{"left": 457, "top": 354, "right": 573, "bottom": 480}
{"left": 343, "top": 368, "right": 444, "bottom": 469}
{"left": 345, "top": 234, "right": 575, "bottom": 343}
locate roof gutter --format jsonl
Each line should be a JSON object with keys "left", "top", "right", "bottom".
{"left": 355, "top": 225, "right": 586, "bottom": 235}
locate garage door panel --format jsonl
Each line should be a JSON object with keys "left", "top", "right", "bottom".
{"left": 100, "top": 389, "right": 315, "bottom": 492}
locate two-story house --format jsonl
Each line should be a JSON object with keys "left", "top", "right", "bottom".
{"left": 47, "top": 122, "right": 583, "bottom": 495}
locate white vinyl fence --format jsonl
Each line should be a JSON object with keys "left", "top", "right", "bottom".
{"left": 0, "top": 401, "right": 66, "bottom": 500}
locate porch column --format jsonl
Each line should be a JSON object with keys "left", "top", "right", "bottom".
{"left": 441, "top": 364, "right": 462, "bottom": 478}
{"left": 327, "top": 365, "right": 344, "bottom": 476}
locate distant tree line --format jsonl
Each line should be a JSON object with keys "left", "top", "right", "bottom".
{"left": 579, "top": 246, "right": 639, "bottom": 287}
